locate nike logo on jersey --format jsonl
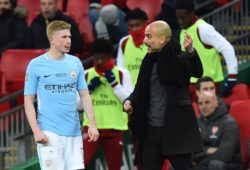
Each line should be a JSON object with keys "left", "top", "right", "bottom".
{"left": 44, "top": 74, "right": 52, "bottom": 78}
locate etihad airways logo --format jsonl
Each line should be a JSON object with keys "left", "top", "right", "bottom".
{"left": 44, "top": 83, "right": 76, "bottom": 93}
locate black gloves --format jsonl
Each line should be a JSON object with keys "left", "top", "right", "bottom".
{"left": 88, "top": 70, "right": 118, "bottom": 93}
{"left": 104, "top": 70, "right": 118, "bottom": 87}
{"left": 88, "top": 77, "right": 101, "bottom": 92}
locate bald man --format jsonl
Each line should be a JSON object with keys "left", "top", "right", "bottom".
{"left": 123, "top": 20, "right": 203, "bottom": 170}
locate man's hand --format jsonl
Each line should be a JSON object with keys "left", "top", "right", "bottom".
{"left": 104, "top": 70, "right": 118, "bottom": 87}
{"left": 34, "top": 130, "right": 48, "bottom": 144}
{"left": 88, "top": 77, "right": 101, "bottom": 92}
{"left": 183, "top": 32, "right": 194, "bottom": 53}
{"left": 207, "top": 147, "right": 218, "bottom": 154}
{"left": 123, "top": 100, "right": 133, "bottom": 114}
{"left": 88, "top": 124, "right": 99, "bottom": 142}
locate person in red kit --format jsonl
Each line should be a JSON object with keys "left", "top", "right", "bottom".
{"left": 77, "top": 38, "right": 133, "bottom": 170}
{"left": 117, "top": 8, "right": 148, "bottom": 87}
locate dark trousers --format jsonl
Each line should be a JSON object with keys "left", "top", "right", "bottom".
{"left": 142, "top": 125, "right": 193, "bottom": 170}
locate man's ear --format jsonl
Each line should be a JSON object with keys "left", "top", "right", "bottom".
{"left": 159, "top": 36, "right": 164, "bottom": 44}
{"left": 160, "top": 36, "right": 170, "bottom": 45}
{"left": 48, "top": 36, "right": 54, "bottom": 45}
{"left": 196, "top": 90, "right": 201, "bottom": 98}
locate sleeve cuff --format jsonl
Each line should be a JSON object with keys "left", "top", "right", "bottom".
{"left": 228, "top": 74, "right": 237, "bottom": 81}
{"left": 111, "top": 81, "right": 118, "bottom": 88}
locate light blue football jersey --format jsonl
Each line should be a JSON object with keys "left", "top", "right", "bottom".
{"left": 24, "top": 53, "right": 87, "bottom": 136}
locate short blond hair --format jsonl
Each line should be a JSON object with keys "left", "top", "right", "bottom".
{"left": 46, "top": 20, "right": 71, "bottom": 39}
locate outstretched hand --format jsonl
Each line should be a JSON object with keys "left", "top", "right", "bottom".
{"left": 183, "top": 32, "right": 194, "bottom": 53}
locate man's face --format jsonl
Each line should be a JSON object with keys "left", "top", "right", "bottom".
{"left": 40, "top": 0, "right": 57, "bottom": 19}
{"left": 176, "top": 9, "right": 193, "bottom": 29}
{"left": 50, "top": 29, "right": 71, "bottom": 53}
{"left": 94, "top": 53, "right": 110, "bottom": 68}
{"left": 128, "top": 19, "right": 145, "bottom": 32}
{"left": 199, "top": 81, "right": 216, "bottom": 94}
{"left": 0, "top": 0, "right": 11, "bottom": 15}
{"left": 198, "top": 94, "right": 218, "bottom": 117}
{"left": 143, "top": 25, "right": 162, "bottom": 53}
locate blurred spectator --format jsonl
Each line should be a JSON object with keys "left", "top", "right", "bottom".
{"left": 194, "top": 76, "right": 221, "bottom": 102}
{"left": 194, "top": 91, "right": 242, "bottom": 170}
{"left": 94, "top": 4, "right": 128, "bottom": 47}
{"left": 195, "top": 76, "right": 229, "bottom": 113}
{"left": 0, "top": 0, "right": 29, "bottom": 54}
{"left": 89, "top": 1, "right": 102, "bottom": 26}
{"left": 176, "top": 0, "right": 238, "bottom": 98}
{"left": 29, "top": 0, "right": 83, "bottom": 55}
{"left": 155, "top": 0, "right": 180, "bottom": 39}
{"left": 196, "top": 76, "right": 217, "bottom": 95}
{"left": 79, "top": 38, "right": 133, "bottom": 170}
{"left": 117, "top": 8, "right": 148, "bottom": 87}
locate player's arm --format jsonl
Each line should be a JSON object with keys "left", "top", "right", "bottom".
{"left": 78, "top": 89, "right": 99, "bottom": 142}
{"left": 24, "top": 94, "right": 48, "bottom": 143}
{"left": 24, "top": 60, "right": 48, "bottom": 144}
{"left": 115, "top": 69, "right": 133, "bottom": 102}
{"left": 198, "top": 24, "right": 238, "bottom": 75}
